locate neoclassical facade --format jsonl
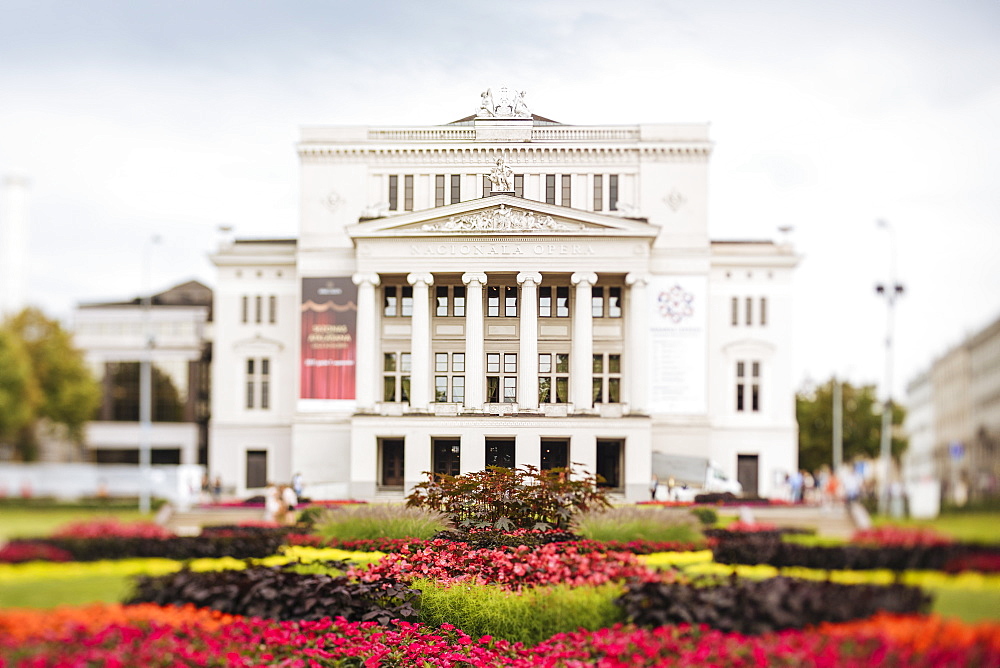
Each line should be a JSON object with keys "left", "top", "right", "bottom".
{"left": 209, "top": 89, "right": 800, "bottom": 501}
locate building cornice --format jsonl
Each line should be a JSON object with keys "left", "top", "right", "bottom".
{"left": 297, "top": 144, "right": 711, "bottom": 165}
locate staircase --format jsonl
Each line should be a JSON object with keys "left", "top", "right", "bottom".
{"left": 162, "top": 506, "right": 268, "bottom": 536}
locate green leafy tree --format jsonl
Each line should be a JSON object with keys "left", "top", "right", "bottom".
{"left": 0, "top": 328, "right": 40, "bottom": 449}
{"left": 1, "top": 308, "right": 101, "bottom": 460}
{"left": 796, "top": 378, "right": 907, "bottom": 473}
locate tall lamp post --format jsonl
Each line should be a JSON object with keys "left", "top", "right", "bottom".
{"left": 875, "top": 219, "right": 904, "bottom": 515}
{"left": 139, "top": 235, "right": 161, "bottom": 514}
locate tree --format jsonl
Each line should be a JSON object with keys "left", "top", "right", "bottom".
{"left": 1, "top": 308, "right": 101, "bottom": 460}
{"left": 796, "top": 378, "right": 906, "bottom": 474}
{"left": 0, "top": 328, "right": 40, "bottom": 449}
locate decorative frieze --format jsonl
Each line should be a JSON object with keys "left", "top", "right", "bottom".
{"left": 420, "top": 205, "right": 582, "bottom": 233}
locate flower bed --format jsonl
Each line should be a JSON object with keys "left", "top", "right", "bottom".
{"left": 349, "top": 540, "right": 659, "bottom": 590}
{"left": 1, "top": 604, "right": 998, "bottom": 666}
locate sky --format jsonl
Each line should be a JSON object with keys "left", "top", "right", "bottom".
{"left": 0, "top": 0, "right": 998, "bottom": 401}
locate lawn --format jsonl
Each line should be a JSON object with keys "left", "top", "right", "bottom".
{"left": 873, "top": 512, "right": 1000, "bottom": 543}
{"left": 0, "top": 507, "right": 150, "bottom": 543}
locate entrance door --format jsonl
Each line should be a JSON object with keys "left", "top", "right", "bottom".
{"left": 541, "top": 438, "right": 569, "bottom": 471}
{"left": 737, "top": 454, "right": 759, "bottom": 497}
{"left": 486, "top": 437, "right": 515, "bottom": 469}
{"left": 433, "top": 438, "right": 461, "bottom": 477}
{"left": 596, "top": 439, "right": 623, "bottom": 489}
{"left": 380, "top": 438, "right": 404, "bottom": 488}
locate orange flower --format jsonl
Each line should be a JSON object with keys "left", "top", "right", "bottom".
{"left": 818, "top": 613, "right": 1000, "bottom": 654}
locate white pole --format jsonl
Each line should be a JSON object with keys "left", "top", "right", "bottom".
{"left": 139, "top": 235, "right": 160, "bottom": 514}
{"left": 875, "top": 220, "right": 903, "bottom": 516}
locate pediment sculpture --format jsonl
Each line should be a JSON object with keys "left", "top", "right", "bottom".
{"left": 421, "top": 204, "right": 582, "bottom": 232}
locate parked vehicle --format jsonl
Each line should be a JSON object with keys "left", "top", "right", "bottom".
{"left": 652, "top": 453, "right": 743, "bottom": 501}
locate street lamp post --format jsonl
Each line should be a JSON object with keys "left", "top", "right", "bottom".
{"left": 139, "top": 235, "right": 160, "bottom": 514}
{"left": 875, "top": 219, "right": 904, "bottom": 516}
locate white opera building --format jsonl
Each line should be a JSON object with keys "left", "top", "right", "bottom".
{"left": 208, "top": 88, "right": 800, "bottom": 501}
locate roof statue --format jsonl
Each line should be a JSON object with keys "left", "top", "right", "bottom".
{"left": 487, "top": 157, "right": 514, "bottom": 193}
{"left": 477, "top": 87, "right": 530, "bottom": 119}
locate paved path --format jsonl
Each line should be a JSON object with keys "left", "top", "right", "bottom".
{"left": 732, "top": 503, "right": 859, "bottom": 539}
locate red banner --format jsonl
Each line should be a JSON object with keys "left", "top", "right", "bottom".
{"left": 300, "top": 277, "right": 357, "bottom": 400}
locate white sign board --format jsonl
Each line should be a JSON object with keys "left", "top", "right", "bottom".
{"left": 648, "top": 276, "right": 707, "bottom": 414}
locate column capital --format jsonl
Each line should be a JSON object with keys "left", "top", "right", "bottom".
{"left": 571, "top": 271, "right": 598, "bottom": 287}
{"left": 462, "top": 272, "right": 488, "bottom": 286}
{"left": 352, "top": 272, "right": 381, "bottom": 287}
{"left": 625, "top": 272, "right": 649, "bottom": 287}
{"left": 407, "top": 272, "right": 434, "bottom": 287}
{"left": 516, "top": 271, "right": 542, "bottom": 287}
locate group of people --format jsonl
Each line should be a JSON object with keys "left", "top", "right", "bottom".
{"left": 264, "top": 473, "right": 304, "bottom": 526}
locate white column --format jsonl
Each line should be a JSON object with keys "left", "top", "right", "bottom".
{"left": 516, "top": 271, "right": 542, "bottom": 410}
{"left": 571, "top": 271, "right": 597, "bottom": 413}
{"left": 625, "top": 273, "right": 649, "bottom": 415}
{"left": 407, "top": 272, "right": 434, "bottom": 412}
{"left": 352, "top": 273, "right": 380, "bottom": 412}
{"left": 462, "top": 272, "right": 487, "bottom": 410}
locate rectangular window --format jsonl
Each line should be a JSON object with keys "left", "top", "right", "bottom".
{"left": 435, "top": 376, "right": 448, "bottom": 402}
{"left": 487, "top": 286, "right": 500, "bottom": 317}
{"left": 452, "top": 376, "right": 465, "bottom": 403}
{"left": 245, "top": 359, "right": 255, "bottom": 409}
{"left": 383, "top": 352, "right": 411, "bottom": 403}
{"left": 545, "top": 174, "right": 556, "bottom": 204}
{"left": 435, "top": 174, "right": 445, "bottom": 207}
{"left": 731, "top": 297, "right": 738, "bottom": 326}
{"left": 746, "top": 297, "right": 753, "bottom": 325}
{"left": 482, "top": 174, "right": 491, "bottom": 196}
{"left": 255, "top": 295, "right": 262, "bottom": 324}
{"left": 608, "top": 287, "right": 622, "bottom": 318}
{"left": 593, "top": 353, "right": 622, "bottom": 404}
{"left": 539, "top": 352, "right": 570, "bottom": 404}
{"left": 592, "top": 287, "right": 604, "bottom": 318}
{"left": 453, "top": 286, "right": 465, "bottom": 317}
{"left": 388, "top": 175, "right": 398, "bottom": 211}
{"left": 436, "top": 287, "right": 449, "bottom": 317}
{"left": 561, "top": 174, "right": 571, "bottom": 207}
{"left": 379, "top": 438, "right": 404, "bottom": 488}
{"left": 486, "top": 437, "right": 516, "bottom": 469}
{"left": 593, "top": 174, "right": 603, "bottom": 211}
{"left": 260, "top": 358, "right": 270, "bottom": 410}
{"left": 384, "top": 286, "right": 397, "bottom": 317}
{"left": 241, "top": 295, "right": 248, "bottom": 323}
{"left": 401, "top": 286, "right": 413, "bottom": 317}
{"left": 752, "top": 361, "right": 761, "bottom": 412}
{"left": 609, "top": 175, "right": 619, "bottom": 211}
{"left": 450, "top": 174, "right": 461, "bottom": 204}
{"left": 268, "top": 295, "right": 276, "bottom": 324}
{"left": 760, "top": 297, "right": 768, "bottom": 326}
{"left": 504, "top": 286, "right": 518, "bottom": 317}
{"left": 539, "top": 286, "right": 552, "bottom": 317}
{"left": 433, "top": 438, "right": 461, "bottom": 477}
{"left": 736, "top": 361, "right": 745, "bottom": 412}
{"left": 556, "top": 286, "right": 570, "bottom": 317}
{"left": 486, "top": 352, "right": 517, "bottom": 403}
{"left": 404, "top": 174, "right": 414, "bottom": 211}
{"left": 435, "top": 352, "right": 449, "bottom": 372}
{"left": 514, "top": 174, "right": 524, "bottom": 198}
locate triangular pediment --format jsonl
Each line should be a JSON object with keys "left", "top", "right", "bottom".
{"left": 347, "top": 195, "right": 657, "bottom": 240}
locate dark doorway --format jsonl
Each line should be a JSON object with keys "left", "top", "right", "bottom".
{"left": 246, "top": 449, "right": 268, "bottom": 488}
{"left": 379, "top": 438, "right": 405, "bottom": 488}
{"left": 596, "top": 439, "right": 623, "bottom": 489}
{"left": 737, "top": 454, "right": 759, "bottom": 497}
{"left": 433, "top": 438, "right": 461, "bottom": 477}
{"left": 540, "top": 438, "right": 569, "bottom": 471}
{"left": 486, "top": 437, "right": 515, "bottom": 469}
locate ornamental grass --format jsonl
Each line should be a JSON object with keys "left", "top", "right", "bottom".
{"left": 573, "top": 506, "right": 704, "bottom": 544}
{"left": 312, "top": 504, "right": 450, "bottom": 541}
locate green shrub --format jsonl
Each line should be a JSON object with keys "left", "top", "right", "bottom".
{"left": 313, "top": 504, "right": 449, "bottom": 541}
{"left": 690, "top": 507, "right": 718, "bottom": 526}
{"left": 407, "top": 465, "right": 610, "bottom": 530}
{"left": 574, "top": 506, "right": 703, "bottom": 544}
{"left": 416, "top": 579, "right": 625, "bottom": 645}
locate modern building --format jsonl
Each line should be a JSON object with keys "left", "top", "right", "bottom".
{"left": 73, "top": 280, "right": 212, "bottom": 466}
{"left": 904, "top": 313, "right": 1000, "bottom": 505}
{"left": 209, "top": 88, "right": 800, "bottom": 501}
